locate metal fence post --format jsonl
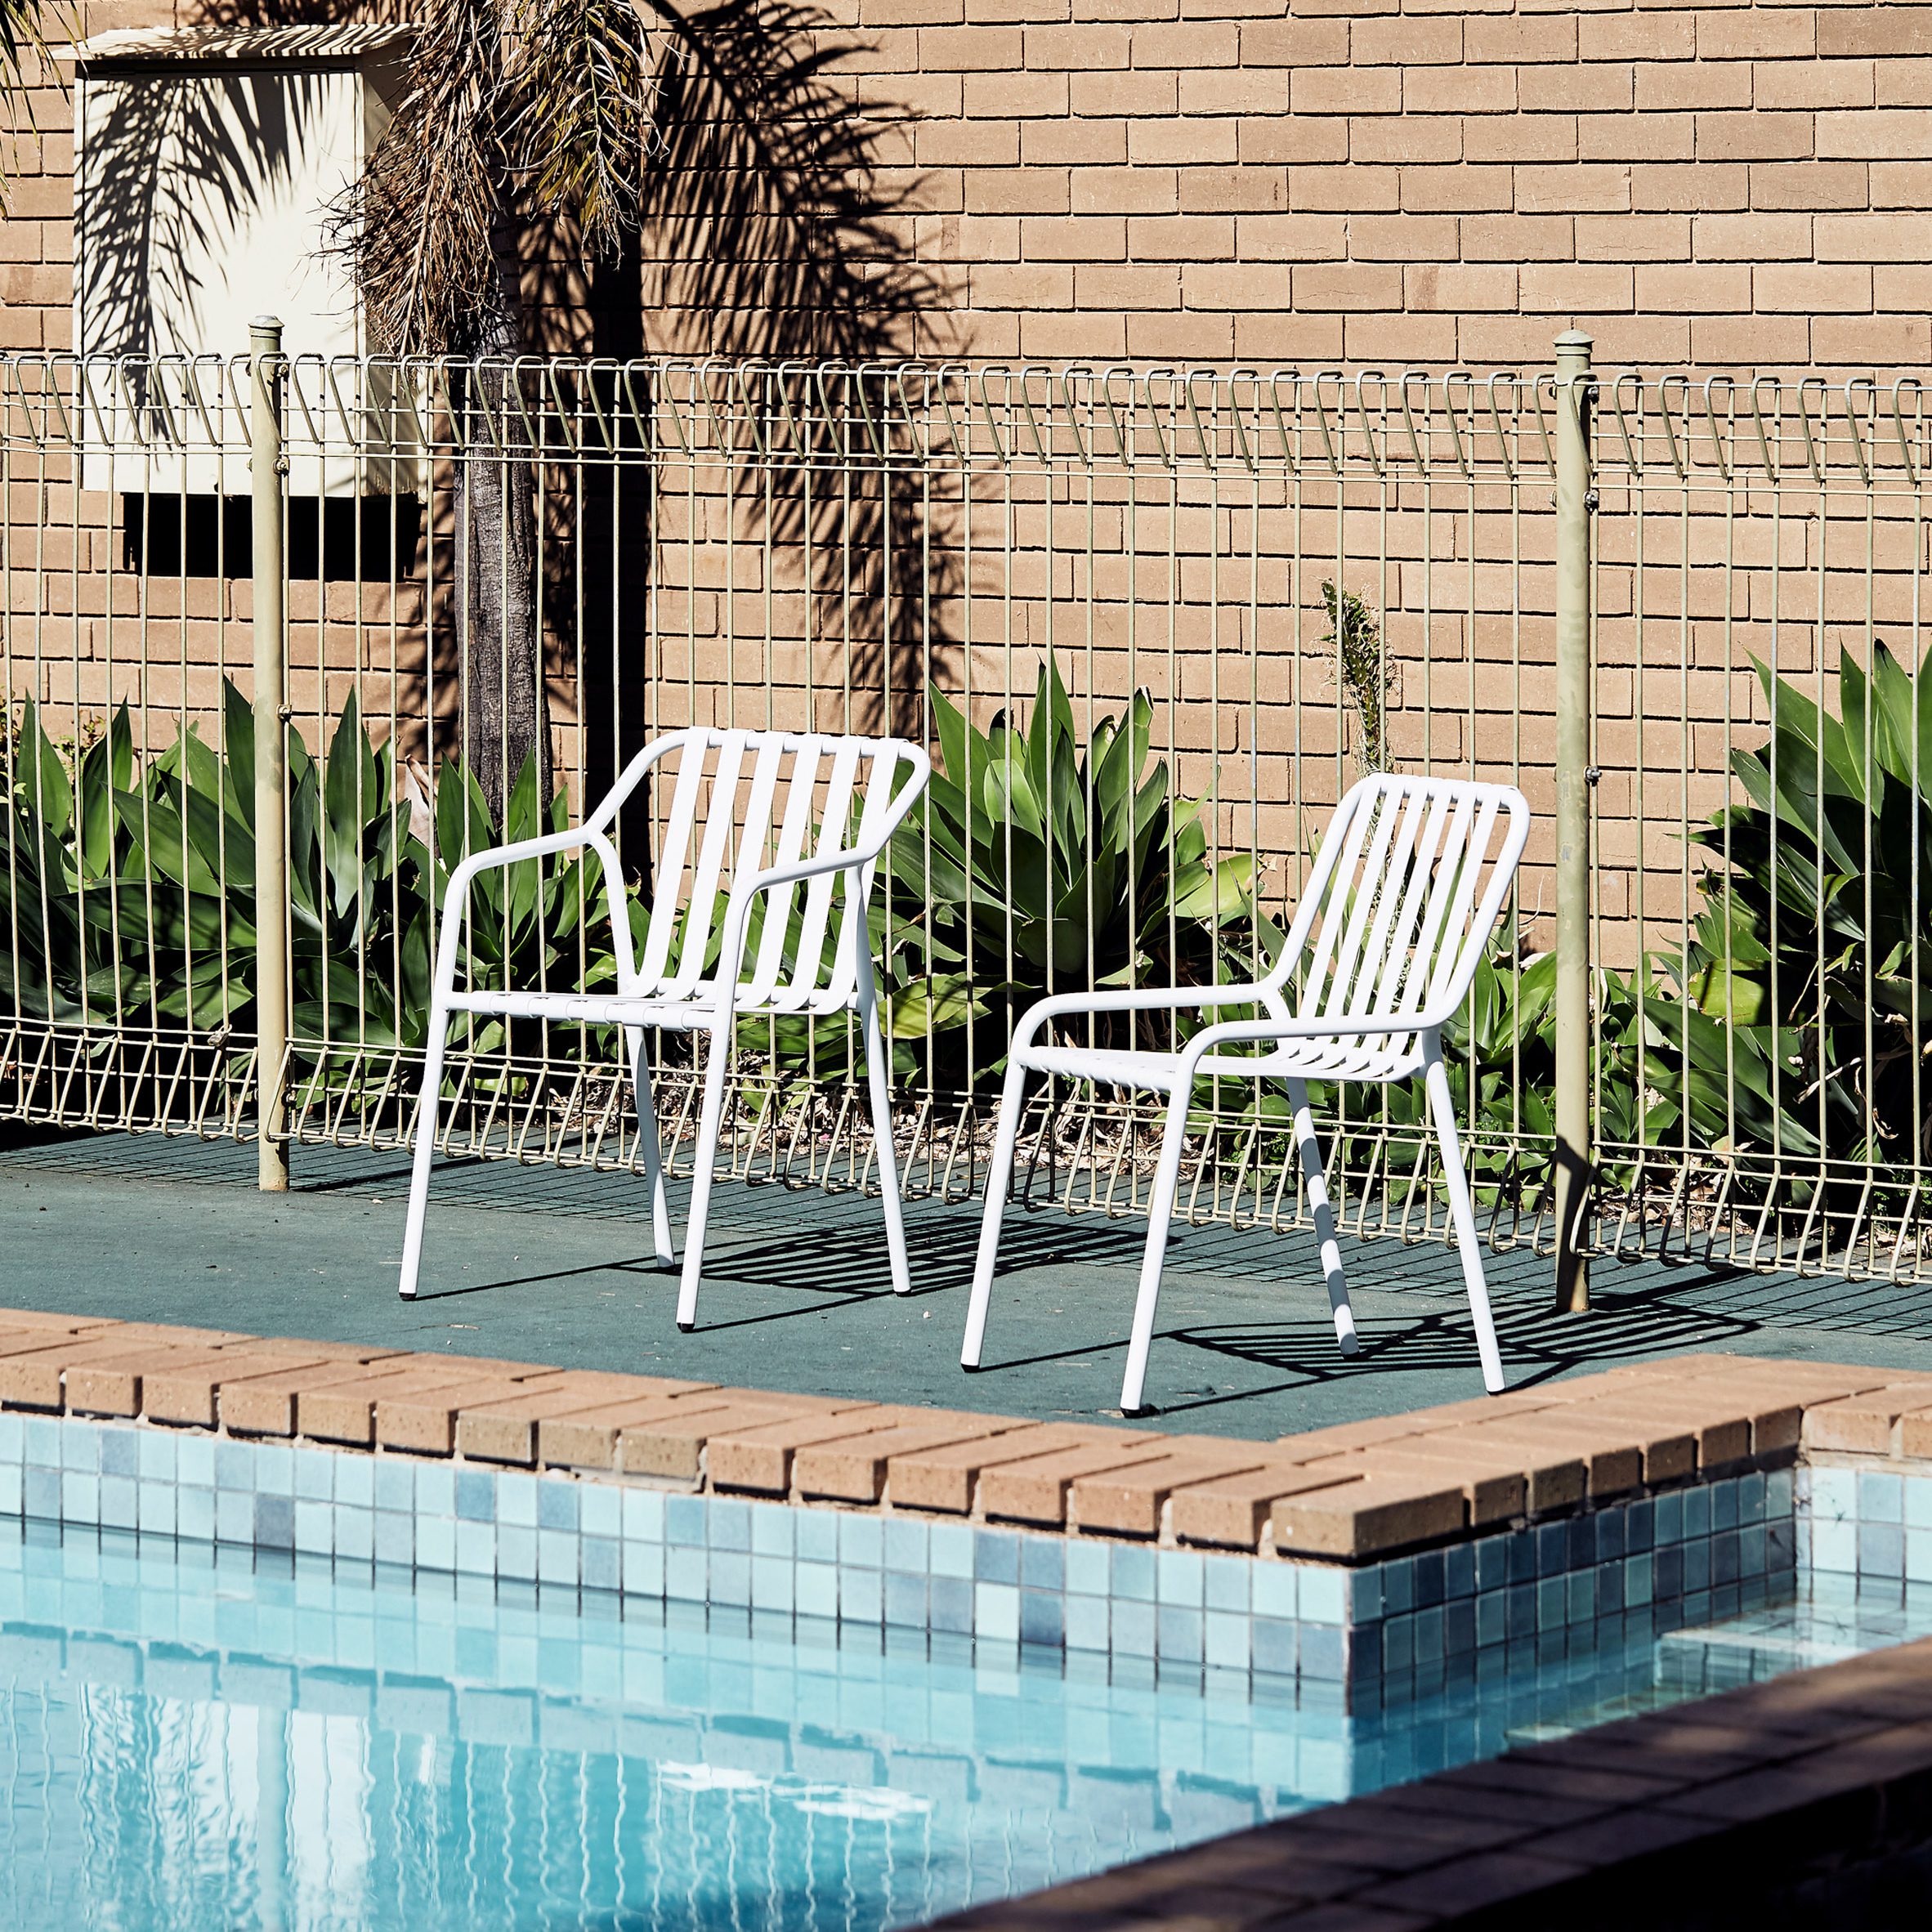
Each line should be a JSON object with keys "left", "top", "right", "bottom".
{"left": 1553, "top": 329, "right": 1594, "bottom": 1311}
{"left": 250, "top": 317, "right": 290, "bottom": 1192}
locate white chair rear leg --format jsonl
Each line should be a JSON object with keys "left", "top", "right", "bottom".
{"left": 626, "top": 1025, "right": 674, "bottom": 1268}
{"left": 962, "top": 1058, "right": 1028, "bottom": 1369}
{"left": 1121, "top": 1083, "right": 1192, "bottom": 1415}
{"left": 1287, "top": 1077, "right": 1357, "bottom": 1357}
{"left": 856, "top": 955, "right": 910, "bottom": 1295}
{"left": 398, "top": 1002, "right": 450, "bottom": 1300}
{"left": 1424, "top": 1049, "right": 1506, "bottom": 1395}
{"left": 675, "top": 1021, "right": 734, "bottom": 1330}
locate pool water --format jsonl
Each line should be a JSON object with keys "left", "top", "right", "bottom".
{"left": 2, "top": 1518, "right": 1929, "bottom": 1932}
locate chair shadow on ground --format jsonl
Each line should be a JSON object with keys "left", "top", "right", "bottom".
{"left": 409, "top": 1190, "right": 1771, "bottom": 1410}
{"left": 404, "top": 1209, "right": 1108, "bottom": 1319}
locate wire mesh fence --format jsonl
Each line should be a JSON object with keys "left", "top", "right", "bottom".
{"left": 3, "top": 347, "right": 1930, "bottom": 1282}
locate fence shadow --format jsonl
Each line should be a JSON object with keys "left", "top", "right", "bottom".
{"left": 1165, "top": 1293, "right": 1760, "bottom": 1398}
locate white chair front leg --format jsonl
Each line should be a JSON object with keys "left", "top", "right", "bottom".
{"left": 962, "top": 1056, "right": 1030, "bottom": 1370}
{"left": 1286, "top": 1076, "right": 1357, "bottom": 1357}
{"left": 625, "top": 1023, "right": 674, "bottom": 1268}
{"left": 398, "top": 999, "right": 451, "bottom": 1299}
{"left": 855, "top": 945, "right": 910, "bottom": 1296}
{"left": 675, "top": 1015, "right": 736, "bottom": 1330}
{"left": 1120, "top": 1076, "right": 1196, "bottom": 1415}
{"left": 1423, "top": 1044, "right": 1506, "bottom": 1395}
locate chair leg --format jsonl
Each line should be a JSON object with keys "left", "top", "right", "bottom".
{"left": 962, "top": 1058, "right": 1029, "bottom": 1369}
{"left": 675, "top": 1020, "right": 734, "bottom": 1330}
{"left": 1121, "top": 1081, "right": 1192, "bottom": 1415}
{"left": 1424, "top": 1051, "right": 1506, "bottom": 1395}
{"left": 626, "top": 1024, "right": 674, "bottom": 1269}
{"left": 856, "top": 955, "right": 910, "bottom": 1296}
{"left": 1287, "top": 1077, "right": 1357, "bottom": 1357}
{"left": 398, "top": 1001, "right": 450, "bottom": 1300}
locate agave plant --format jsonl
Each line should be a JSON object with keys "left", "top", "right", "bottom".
{"left": 877, "top": 659, "right": 1272, "bottom": 1089}
{"left": 421, "top": 750, "right": 642, "bottom": 1068}
{"left": 1, "top": 682, "right": 431, "bottom": 1054}
{"left": 1675, "top": 638, "right": 1932, "bottom": 1184}
{"left": 0, "top": 682, "right": 631, "bottom": 1091}
{"left": 4, "top": 693, "right": 240, "bottom": 1033}
{"left": 1301, "top": 941, "right": 1679, "bottom": 1208}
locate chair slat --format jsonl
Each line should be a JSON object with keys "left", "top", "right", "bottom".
{"left": 776, "top": 740, "right": 865, "bottom": 1010}
{"left": 1353, "top": 785, "right": 1458, "bottom": 1053}
{"left": 814, "top": 743, "right": 905, "bottom": 1011}
{"left": 743, "top": 739, "right": 825, "bottom": 1004}
{"left": 1287, "top": 785, "right": 1384, "bottom": 1016}
{"left": 1336, "top": 782, "right": 1436, "bottom": 1022}
{"left": 636, "top": 733, "right": 709, "bottom": 987}
{"left": 663, "top": 731, "right": 749, "bottom": 998}
{"left": 1423, "top": 794, "right": 1504, "bottom": 1013}
{"left": 1309, "top": 784, "right": 1408, "bottom": 1023}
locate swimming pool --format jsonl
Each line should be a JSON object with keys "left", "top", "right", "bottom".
{"left": 5, "top": 1514, "right": 1927, "bottom": 1931}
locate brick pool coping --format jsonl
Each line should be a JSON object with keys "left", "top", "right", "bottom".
{"left": 924, "top": 1632, "right": 1932, "bottom": 1931}
{"left": 1, "top": 1304, "right": 1930, "bottom": 1562}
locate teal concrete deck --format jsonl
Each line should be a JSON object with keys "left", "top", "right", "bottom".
{"left": 2, "top": 1127, "right": 1927, "bottom": 1441}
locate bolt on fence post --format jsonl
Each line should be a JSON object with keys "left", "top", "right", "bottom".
{"left": 1552, "top": 329, "right": 1594, "bottom": 1312}
{"left": 250, "top": 317, "right": 290, "bottom": 1192}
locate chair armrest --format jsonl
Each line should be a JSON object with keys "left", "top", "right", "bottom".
{"left": 444, "top": 827, "right": 610, "bottom": 894}
{"left": 435, "top": 828, "right": 635, "bottom": 993}
{"left": 1009, "top": 982, "right": 1282, "bottom": 1053}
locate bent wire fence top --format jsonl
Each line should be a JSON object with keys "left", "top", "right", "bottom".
{"left": 4, "top": 351, "right": 1931, "bottom": 1286}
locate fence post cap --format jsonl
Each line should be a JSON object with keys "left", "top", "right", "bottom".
{"left": 1553, "top": 329, "right": 1594, "bottom": 357}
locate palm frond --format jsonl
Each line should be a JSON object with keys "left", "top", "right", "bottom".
{"left": 334, "top": 0, "right": 507, "bottom": 358}
{"left": 505, "top": 0, "right": 661, "bottom": 259}
{"left": 0, "top": 0, "right": 70, "bottom": 216}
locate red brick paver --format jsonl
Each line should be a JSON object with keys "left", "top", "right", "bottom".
{"left": 1169, "top": 1460, "right": 1367, "bottom": 1550}
{"left": 888, "top": 1424, "right": 1157, "bottom": 1516}
{"left": 299, "top": 1359, "right": 554, "bottom": 1448}
{"left": 145, "top": 1342, "right": 407, "bottom": 1429}
{"left": 978, "top": 1436, "right": 1178, "bottom": 1527}
{"left": 452, "top": 1374, "right": 713, "bottom": 1465}
{"left": 0, "top": 1307, "right": 1919, "bottom": 1566}
{"left": 1272, "top": 1469, "right": 1467, "bottom": 1560}
{"left": 1070, "top": 1440, "right": 1288, "bottom": 1539}
{"left": 792, "top": 1413, "right": 1030, "bottom": 1504}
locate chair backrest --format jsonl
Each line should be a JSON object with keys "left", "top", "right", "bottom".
{"left": 609, "top": 728, "right": 924, "bottom": 1012}
{"left": 1267, "top": 775, "right": 1532, "bottom": 1034}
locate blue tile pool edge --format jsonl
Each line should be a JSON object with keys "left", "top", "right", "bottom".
{"left": 0, "top": 1411, "right": 1836, "bottom": 1709}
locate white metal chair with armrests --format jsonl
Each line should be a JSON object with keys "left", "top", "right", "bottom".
{"left": 398, "top": 727, "right": 931, "bottom": 1326}
{"left": 962, "top": 773, "right": 1532, "bottom": 1413}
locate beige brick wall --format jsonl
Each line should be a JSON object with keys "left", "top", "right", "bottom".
{"left": 823, "top": 0, "right": 1932, "bottom": 369}
{"left": 3, "top": 2, "right": 1928, "bottom": 991}
{"left": 6, "top": 3, "right": 1932, "bottom": 369}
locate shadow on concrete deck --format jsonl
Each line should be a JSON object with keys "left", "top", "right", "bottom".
{"left": 3, "top": 1127, "right": 1928, "bottom": 1442}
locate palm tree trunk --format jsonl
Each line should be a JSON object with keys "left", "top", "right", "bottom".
{"left": 453, "top": 217, "right": 549, "bottom": 821}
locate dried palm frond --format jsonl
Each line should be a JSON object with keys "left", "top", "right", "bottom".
{"left": 505, "top": 0, "right": 661, "bottom": 260}
{"left": 630, "top": 0, "right": 957, "bottom": 731}
{"left": 337, "top": 0, "right": 508, "bottom": 358}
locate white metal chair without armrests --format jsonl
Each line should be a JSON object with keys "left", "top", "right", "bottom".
{"left": 963, "top": 773, "right": 1532, "bottom": 1415}
{"left": 398, "top": 727, "right": 932, "bottom": 1325}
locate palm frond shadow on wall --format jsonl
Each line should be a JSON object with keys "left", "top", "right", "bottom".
{"left": 635, "top": 0, "right": 961, "bottom": 740}
{"left": 306, "top": 0, "right": 959, "bottom": 814}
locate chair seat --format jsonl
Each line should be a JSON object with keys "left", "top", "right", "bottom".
{"left": 445, "top": 984, "right": 848, "bottom": 1027}
{"left": 1017, "top": 1033, "right": 1426, "bottom": 1091}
